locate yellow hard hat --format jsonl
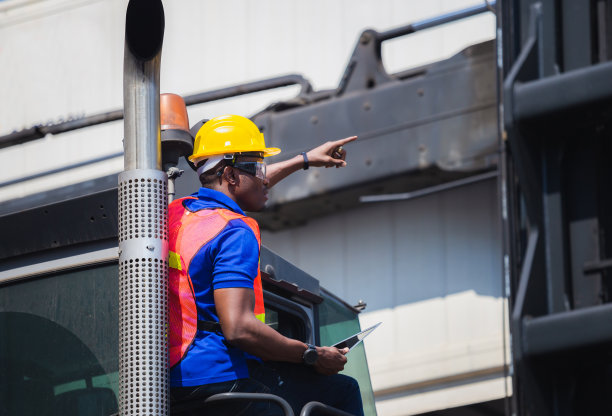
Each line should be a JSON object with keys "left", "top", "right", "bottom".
{"left": 189, "top": 115, "right": 281, "bottom": 163}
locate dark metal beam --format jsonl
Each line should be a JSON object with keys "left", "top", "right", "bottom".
{"left": 513, "top": 60, "right": 612, "bottom": 122}
{"left": 183, "top": 74, "right": 312, "bottom": 106}
{"left": 0, "top": 74, "right": 312, "bottom": 150}
{"left": 561, "top": 0, "right": 593, "bottom": 71}
{"left": 541, "top": 143, "right": 568, "bottom": 314}
{"left": 522, "top": 303, "right": 612, "bottom": 356}
{"left": 0, "top": 110, "right": 123, "bottom": 150}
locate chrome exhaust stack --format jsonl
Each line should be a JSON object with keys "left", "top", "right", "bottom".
{"left": 123, "top": 0, "right": 164, "bottom": 171}
{"left": 119, "top": 1, "right": 167, "bottom": 415}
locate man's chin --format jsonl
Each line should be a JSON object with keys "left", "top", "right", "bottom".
{"left": 244, "top": 202, "right": 267, "bottom": 213}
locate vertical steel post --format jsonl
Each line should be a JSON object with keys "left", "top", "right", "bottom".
{"left": 119, "top": 1, "right": 167, "bottom": 415}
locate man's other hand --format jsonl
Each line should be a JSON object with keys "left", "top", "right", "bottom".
{"left": 313, "top": 346, "right": 349, "bottom": 375}
{"left": 306, "top": 136, "right": 357, "bottom": 168}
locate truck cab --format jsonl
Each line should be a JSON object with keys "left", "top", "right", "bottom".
{"left": 0, "top": 179, "right": 377, "bottom": 415}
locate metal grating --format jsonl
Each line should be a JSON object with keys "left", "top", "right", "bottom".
{"left": 118, "top": 169, "right": 169, "bottom": 416}
{"left": 119, "top": 175, "right": 168, "bottom": 242}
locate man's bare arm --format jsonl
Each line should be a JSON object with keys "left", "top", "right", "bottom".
{"left": 215, "top": 287, "right": 348, "bottom": 374}
{"left": 266, "top": 136, "right": 357, "bottom": 188}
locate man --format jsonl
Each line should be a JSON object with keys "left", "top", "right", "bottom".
{"left": 168, "top": 114, "right": 362, "bottom": 416}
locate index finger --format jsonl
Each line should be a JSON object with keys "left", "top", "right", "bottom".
{"left": 331, "top": 135, "right": 357, "bottom": 146}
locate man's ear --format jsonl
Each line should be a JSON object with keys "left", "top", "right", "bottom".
{"left": 223, "top": 166, "right": 239, "bottom": 186}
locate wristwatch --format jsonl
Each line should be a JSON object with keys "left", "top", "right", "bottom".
{"left": 302, "top": 343, "right": 318, "bottom": 365}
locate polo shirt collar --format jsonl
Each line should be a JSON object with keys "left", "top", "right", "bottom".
{"left": 196, "top": 187, "right": 246, "bottom": 216}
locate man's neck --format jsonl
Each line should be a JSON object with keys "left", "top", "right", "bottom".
{"left": 208, "top": 184, "right": 240, "bottom": 208}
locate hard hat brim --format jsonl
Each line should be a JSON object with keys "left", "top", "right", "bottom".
{"left": 189, "top": 146, "right": 281, "bottom": 162}
{"left": 262, "top": 147, "right": 281, "bottom": 157}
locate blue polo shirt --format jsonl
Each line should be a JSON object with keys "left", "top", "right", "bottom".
{"left": 170, "top": 188, "right": 260, "bottom": 387}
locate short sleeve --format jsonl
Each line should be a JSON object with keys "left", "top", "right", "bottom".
{"left": 209, "top": 222, "right": 259, "bottom": 290}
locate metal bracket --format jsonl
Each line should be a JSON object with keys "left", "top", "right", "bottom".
{"left": 511, "top": 228, "right": 539, "bottom": 363}
{"left": 503, "top": 2, "right": 542, "bottom": 130}
{"left": 166, "top": 166, "right": 183, "bottom": 180}
{"left": 336, "top": 29, "right": 394, "bottom": 96}
{"left": 336, "top": 2, "right": 496, "bottom": 96}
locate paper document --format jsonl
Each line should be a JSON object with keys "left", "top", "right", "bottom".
{"left": 332, "top": 322, "right": 381, "bottom": 352}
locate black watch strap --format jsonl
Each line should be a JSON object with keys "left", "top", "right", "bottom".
{"left": 303, "top": 343, "right": 318, "bottom": 365}
{"left": 301, "top": 152, "right": 309, "bottom": 170}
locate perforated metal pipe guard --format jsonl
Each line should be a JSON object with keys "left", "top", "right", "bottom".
{"left": 118, "top": 169, "right": 169, "bottom": 415}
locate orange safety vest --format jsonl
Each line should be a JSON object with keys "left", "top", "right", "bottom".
{"left": 167, "top": 196, "right": 265, "bottom": 368}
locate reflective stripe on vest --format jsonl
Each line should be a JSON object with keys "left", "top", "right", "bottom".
{"left": 168, "top": 196, "right": 265, "bottom": 368}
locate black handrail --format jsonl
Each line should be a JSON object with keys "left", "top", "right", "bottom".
{"left": 300, "top": 401, "right": 356, "bottom": 416}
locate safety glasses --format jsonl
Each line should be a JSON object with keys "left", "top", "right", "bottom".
{"left": 232, "top": 161, "right": 267, "bottom": 180}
